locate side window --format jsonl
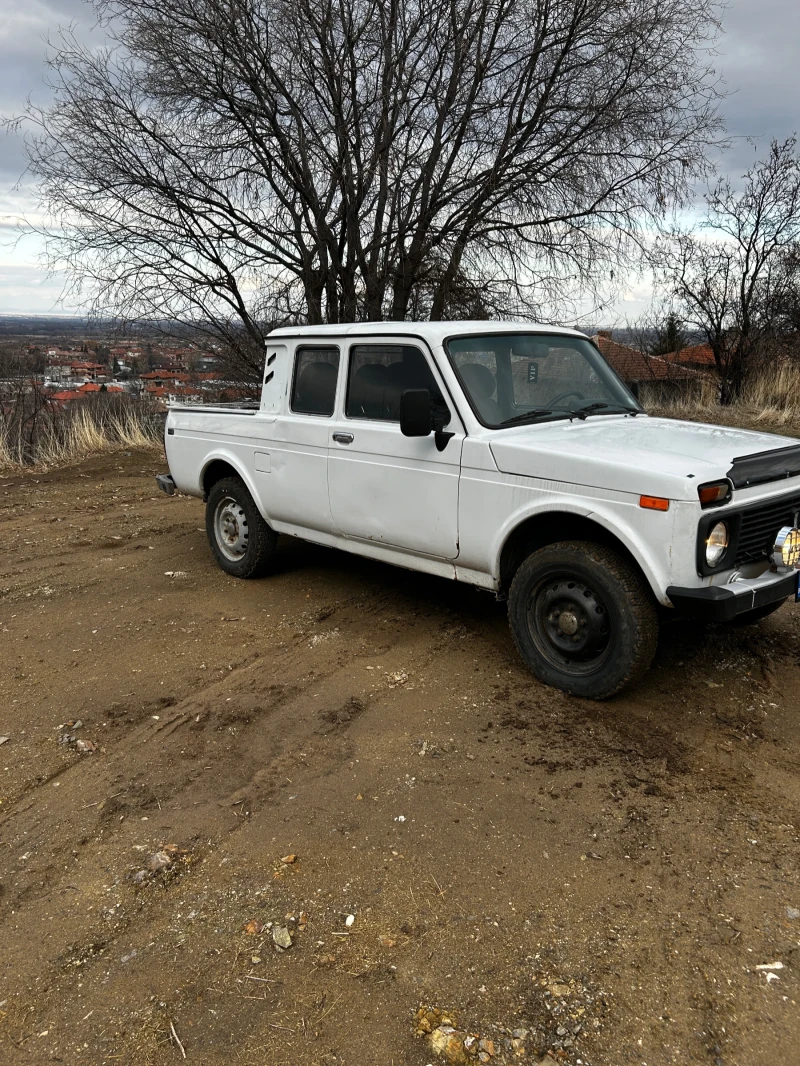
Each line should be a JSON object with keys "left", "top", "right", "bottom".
{"left": 290, "top": 346, "right": 340, "bottom": 416}
{"left": 346, "top": 344, "right": 449, "bottom": 422}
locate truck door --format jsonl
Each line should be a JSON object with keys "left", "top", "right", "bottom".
{"left": 327, "top": 340, "right": 463, "bottom": 559}
{"left": 261, "top": 343, "right": 340, "bottom": 535}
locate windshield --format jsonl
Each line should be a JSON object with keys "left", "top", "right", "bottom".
{"left": 446, "top": 332, "right": 640, "bottom": 428}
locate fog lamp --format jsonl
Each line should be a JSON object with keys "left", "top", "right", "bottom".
{"left": 772, "top": 526, "right": 800, "bottom": 568}
{"left": 705, "top": 521, "right": 729, "bottom": 567}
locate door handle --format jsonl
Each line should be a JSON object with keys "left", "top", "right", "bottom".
{"left": 332, "top": 432, "right": 354, "bottom": 444}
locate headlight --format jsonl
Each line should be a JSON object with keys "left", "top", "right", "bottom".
{"left": 705, "top": 521, "right": 729, "bottom": 567}
{"left": 773, "top": 526, "right": 800, "bottom": 568}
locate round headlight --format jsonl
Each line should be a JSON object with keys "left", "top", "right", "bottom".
{"left": 773, "top": 525, "right": 800, "bottom": 568}
{"left": 705, "top": 521, "right": 729, "bottom": 567}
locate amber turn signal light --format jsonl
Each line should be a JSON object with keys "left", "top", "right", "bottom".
{"left": 639, "top": 495, "right": 669, "bottom": 511}
{"left": 698, "top": 480, "right": 731, "bottom": 508}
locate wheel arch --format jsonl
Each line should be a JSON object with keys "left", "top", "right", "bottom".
{"left": 201, "top": 454, "right": 265, "bottom": 517}
{"left": 498, "top": 510, "right": 660, "bottom": 601}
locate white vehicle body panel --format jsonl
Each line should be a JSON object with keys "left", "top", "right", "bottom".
{"left": 163, "top": 320, "right": 800, "bottom": 609}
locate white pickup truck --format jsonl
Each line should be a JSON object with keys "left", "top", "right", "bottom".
{"left": 158, "top": 322, "right": 800, "bottom": 698}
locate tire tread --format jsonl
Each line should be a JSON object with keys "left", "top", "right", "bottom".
{"left": 206, "top": 477, "right": 278, "bottom": 579}
{"left": 508, "top": 540, "right": 659, "bottom": 699}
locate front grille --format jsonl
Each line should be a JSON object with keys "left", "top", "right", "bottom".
{"left": 735, "top": 492, "right": 800, "bottom": 566}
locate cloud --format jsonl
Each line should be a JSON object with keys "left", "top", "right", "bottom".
{"left": 0, "top": 0, "right": 798, "bottom": 314}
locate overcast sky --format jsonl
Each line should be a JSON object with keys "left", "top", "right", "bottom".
{"left": 0, "top": 0, "right": 798, "bottom": 319}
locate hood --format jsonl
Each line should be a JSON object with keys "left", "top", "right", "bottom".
{"left": 489, "top": 415, "right": 800, "bottom": 501}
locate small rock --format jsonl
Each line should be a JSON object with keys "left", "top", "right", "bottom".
{"left": 131, "top": 869, "right": 149, "bottom": 884}
{"left": 272, "top": 925, "right": 293, "bottom": 950}
{"left": 0, "top": 736, "right": 9, "bottom": 746}
{"left": 345, "top": 914, "right": 355, "bottom": 927}
{"left": 280, "top": 853, "right": 297, "bottom": 865}
{"left": 243, "top": 919, "right": 264, "bottom": 935}
{"left": 75, "top": 739, "right": 98, "bottom": 754}
{"left": 147, "top": 850, "right": 172, "bottom": 872}
{"left": 478, "top": 1037, "right": 496, "bottom": 1057}
{"left": 430, "top": 1026, "right": 469, "bottom": 1065}
{"left": 786, "top": 906, "right": 800, "bottom": 920}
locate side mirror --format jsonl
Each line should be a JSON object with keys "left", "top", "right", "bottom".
{"left": 400, "top": 389, "right": 432, "bottom": 437}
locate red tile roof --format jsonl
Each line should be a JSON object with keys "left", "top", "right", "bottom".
{"left": 592, "top": 334, "right": 699, "bottom": 382}
{"left": 665, "top": 343, "right": 717, "bottom": 368}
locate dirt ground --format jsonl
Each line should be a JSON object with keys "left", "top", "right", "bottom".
{"left": 1, "top": 448, "right": 799, "bottom": 1066}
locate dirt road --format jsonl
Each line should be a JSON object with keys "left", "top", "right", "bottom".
{"left": 1, "top": 449, "right": 799, "bottom": 1066}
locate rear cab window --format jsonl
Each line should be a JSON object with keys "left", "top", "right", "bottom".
{"left": 290, "top": 346, "right": 340, "bottom": 416}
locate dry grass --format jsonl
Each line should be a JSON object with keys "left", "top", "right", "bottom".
{"left": 647, "top": 362, "right": 800, "bottom": 438}
{"left": 0, "top": 397, "right": 163, "bottom": 472}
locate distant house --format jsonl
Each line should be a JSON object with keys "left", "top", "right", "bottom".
{"left": 663, "top": 343, "right": 717, "bottom": 372}
{"left": 69, "top": 361, "right": 105, "bottom": 382}
{"left": 50, "top": 382, "right": 124, "bottom": 404}
{"left": 591, "top": 331, "right": 700, "bottom": 387}
{"left": 78, "top": 382, "right": 123, "bottom": 394}
{"left": 140, "top": 370, "right": 194, "bottom": 387}
{"left": 193, "top": 354, "right": 219, "bottom": 372}
{"left": 45, "top": 359, "right": 107, "bottom": 384}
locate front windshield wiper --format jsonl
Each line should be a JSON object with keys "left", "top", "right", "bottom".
{"left": 498, "top": 401, "right": 640, "bottom": 429}
{"left": 498, "top": 408, "right": 555, "bottom": 427}
{"left": 576, "top": 402, "right": 640, "bottom": 417}
{"left": 560, "top": 402, "right": 641, "bottom": 419}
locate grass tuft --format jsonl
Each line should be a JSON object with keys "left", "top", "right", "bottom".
{"left": 0, "top": 393, "right": 163, "bottom": 471}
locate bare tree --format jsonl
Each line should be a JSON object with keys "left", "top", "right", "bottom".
{"left": 22, "top": 0, "right": 723, "bottom": 352}
{"left": 654, "top": 138, "right": 800, "bottom": 402}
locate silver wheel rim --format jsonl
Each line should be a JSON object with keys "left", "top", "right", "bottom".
{"left": 214, "top": 496, "right": 249, "bottom": 561}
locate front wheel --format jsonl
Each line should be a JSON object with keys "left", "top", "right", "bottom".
{"left": 205, "top": 476, "right": 278, "bottom": 578}
{"left": 508, "top": 541, "right": 659, "bottom": 699}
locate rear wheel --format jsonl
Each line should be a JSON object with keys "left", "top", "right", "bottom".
{"left": 508, "top": 541, "right": 658, "bottom": 699}
{"left": 205, "top": 476, "right": 278, "bottom": 578}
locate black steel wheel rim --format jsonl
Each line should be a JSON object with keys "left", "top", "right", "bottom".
{"left": 526, "top": 571, "right": 613, "bottom": 675}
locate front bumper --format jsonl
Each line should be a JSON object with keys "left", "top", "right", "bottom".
{"left": 667, "top": 570, "right": 797, "bottom": 622}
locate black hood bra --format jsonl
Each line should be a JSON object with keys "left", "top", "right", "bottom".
{"left": 727, "top": 445, "right": 800, "bottom": 489}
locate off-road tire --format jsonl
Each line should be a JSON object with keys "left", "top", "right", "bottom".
{"left": 205, "top": 476, "right": 278, "bottom": 579}
{"left": 727, "top": 597, "right": 788, "bottom": 626}
{"left": 508, "top": 540, "right": 659, "bottom": 700}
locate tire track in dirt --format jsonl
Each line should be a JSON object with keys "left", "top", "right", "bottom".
{"left": 2, "top": 451, "right": 800, "bottom": 1065}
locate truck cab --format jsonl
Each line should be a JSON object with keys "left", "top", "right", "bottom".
{"left": 159, "top": 321, "right": 800, "bottom": 698}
